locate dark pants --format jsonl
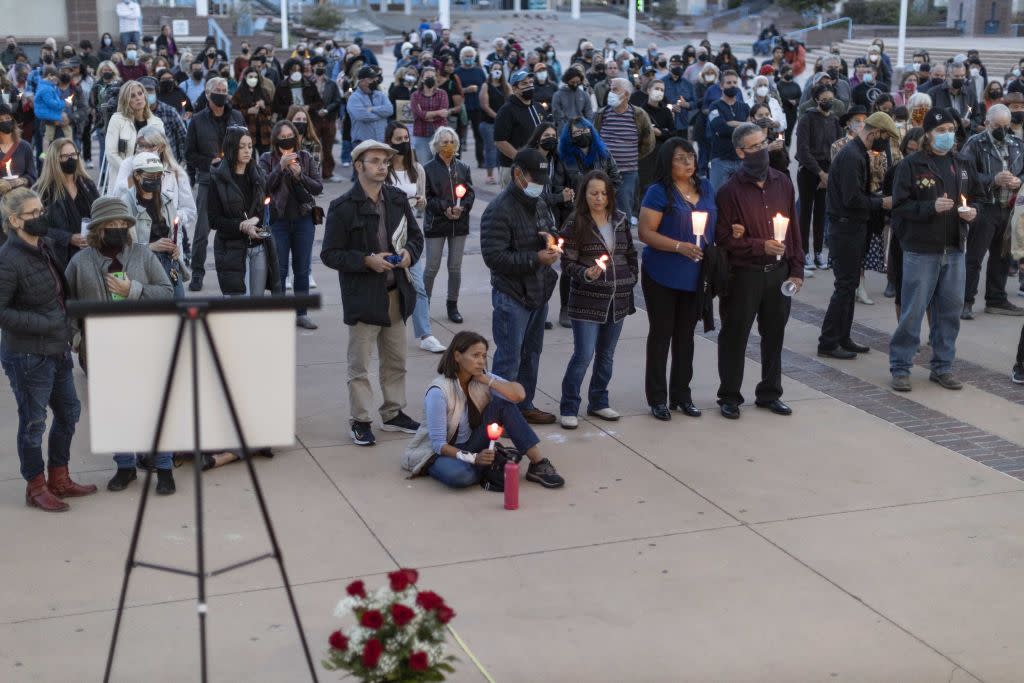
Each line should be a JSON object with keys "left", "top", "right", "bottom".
{"left": 559, "top": 267, "right": 570, "bottom": 309}
{"left": 81, "top": 116, "right": 92, "bottom": 162}
{"left": 797, "top": 167, "right": 826, "bottom": 256}
{"left": 271, "top": 214, "right": 315, "bottom": 315}
{"left": 314, "top": 117, "right": 337, "bottom": 179}
{"left": 1017, "top": 324, "right": 1024, "bottom": 369}
{"left": 491, "top": 289, "right": 547, "bottom": 410}
{"left": 426, "top": 396, "right": 540, "bottom": 488}
{"left": 1, "top": 349, "right": 81, "bottom": 481}
{"left": 190, "top": 180, "right": 211, "bottom": 279}
{"left": 466, "top": 108, "right": 484, "bottom": 167}
{"left": 641, "top": 271, "right": 699, "bottom": 406}
{"left": 964, "top": 203, "right": 1011, "bottom": 307}
{"left": 717, "top": 264, "right": 791, "bottom": 406}
{"left": 819, "top": 220, "right": 867, "bottom": 350}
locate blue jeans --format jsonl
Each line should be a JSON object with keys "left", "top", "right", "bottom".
{"left": 890, "top": 249, "right": 965, "bottom": 377}
{"left": 409, "top": 255, "right": 432, "bottom": 339}
{"left": 479, "top": 121, "right": 497, "bottom": 170}
{"left": 491, "top": 289, "right": 547, "bottom": 410}
{"left": 114, "top": 452, "right": 173, "bottom": 470}
{"left": 340, "top": 139, "right": 353, "bottom": 164}
{"left": 560, "top": 318, "right": 624, "bottom": 416}
{"left": 271, "top": 215, "right": 315, "bottom": 315}
{"left": 413, "top": 136, "right": 433, "bottom": 167}
{"left": 617, "top": 170, "right": 639, "bottom": 221}
{"left": 155, "top": 252, "right": 185, "bottom": 299}
{"left": 1, "top": 349, "right": 80, "bottom": 481}
{"left": 426, "top": 396, "right": 540, "bottom": 488}
{"left": 709, "top": 158, "right": 741, "bottom": 193}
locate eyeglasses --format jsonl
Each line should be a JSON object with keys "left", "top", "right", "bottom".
{"left": 18, "top": 209, "right": 43, "bottom": 220}
{"left": 59, "top": 153, "right": 79, "bottom": 162}
{"left": 360, "top": 158, "right": 391, "bottom": 168}
{"left": 742, "top": 140, "right": 769, "bottom": 152}
{"left": 672, "top": 153, "right": 695, "bottom": 164}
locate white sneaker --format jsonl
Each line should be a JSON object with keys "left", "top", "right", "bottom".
{"left": 587, "top": 407, "right": 620, "bottom": 421}
{"left": 856, "top": 286, "right": 875, "bottom": 305}
{"left": 419, "top": 336, "right": 446, "bottom": 353}
{"left": 285, "top": 275, "right": 294, "bottom": 290}
{"left": 309, "top": 274, "right": 317, "bottom": 289}
{"left": 560, "top": 415, "right": 578, "bottom": 429}
{"left": 804, "top": 253, "right": 816, "bottom": 271}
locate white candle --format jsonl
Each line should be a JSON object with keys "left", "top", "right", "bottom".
{"left": 595, "top": 254, "right": 609, "bottom": 272}
{"left": 772, "top": 213, "right": 789, "bottom": 262}
{"left": 4, "top": 160, "right": 11, "bottom": 177}
{"left": 691, "top": 211, "right": 708, "bottom": 245}
{"left": 555, "top": 237, "right": 564, "bottom": 254}
{"left": 455, "top": 183, "right": 467, "bottom": 208}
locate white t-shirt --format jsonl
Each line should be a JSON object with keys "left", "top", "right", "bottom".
{"left": 392, "top": 168, "right": 418, "bottom": 200}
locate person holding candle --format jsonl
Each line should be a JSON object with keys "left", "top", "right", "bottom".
{"left": 817, "top": 112, "right": 900, "bottom": 360}
{"left": 423, "top": 126, "right": 474, "bottom": 327}
{"left": 258, "top": 119, "right": 323, "bottom": 329}
{"left": 714, "top": 123, "right": 804, "bottom": 419}
{"left": 0, "top": 103, "right": 38, "bottom": 202}
{"left": 889, "top": 108, "right": 982, "bottom": 392}
{"left": 401, "top": 331, "right": 564, "bottom": 489}
{"left": 558, "top": 170, "right": 637, "bottom": 428}
{"left": 32, "top": 138, "right": 98, "bottom": 269}
{"left": 638, "top": 139, "right": 716, "bottom": 421}
{"left": 103, "top": 80, "right": 163, "bottom": 194}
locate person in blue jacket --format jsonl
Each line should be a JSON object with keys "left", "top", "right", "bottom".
{"left": 661, "top": 54, "right": 695, "bottom": 133}
{"left": 33, "top": 67, "right": 70, "bottom": 152}
{"left": 705, "top": 70, "right": 749, "bottom": 191}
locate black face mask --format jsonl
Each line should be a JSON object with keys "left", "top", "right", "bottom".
{"left": 392, "top": 141, "right": 410, "bottom": 156}
{"left": 102, "top": 72, "right": 114, "bottom": 81}
{"left": 159, "top": 80, "right": 174, "bottom": 93}
{"left": 992, "top": 127, "right": 1008, "bottom": 142}
{"left": 192, "top": 71, "right": 203, "bottom": 80}
{"left": 670, "top": 66, "right": 683, "bottom": 77}
{"left": 572, "top": 132, "right": 592, "bottom": 148}
{"left": 42, "top": 55, "right": 53, "bottom": 64}
{"left": 870, "top": 135, "right": 888, "bottom": 152}
{"left": 1013, "top": 112, "right": 1024, "bottom": 125}
{"left": 59, "top": 158, "right": 77, "bottom": 174}
{"left": 989, "top": 90, "right": 1003, "bottom": 100}
{"left": 293, "top": 121, "right": 308, "bottom": 135}
{"left": 21, "top": 217, "right": 49, "bottom": 236}
{"left": 423, "top": 76, "right": 436, "bottom": 88}
{"left": 209, "top": 93, "right": 228, "bottom": 107}
{"left": 58, "top": 73, "right": 71, "bottom": 85}
{"left": 818, "top": 99, "right": 833, "bottom": 112}
{"left": 741, "top": 147, "right": 770, "bottom": 181}
{"left": 314, "top": 68, "right": 325, "bottom": 76}
{"left": 102, "top": 230, "right": 127, "bottom": 250}
{"left": 140, "top": 176, "right": 161, "bottom": 193}
{"left": 276, "top": 137, "right": 296, "bottom": 150}
{"left": 951, "top": 78, "right": 964, "bottom": 90}
{"left": 0, "top": 120, "right": 15, "bottom": 134}
{"left": 931, "top": 77, "right": 944, "bottom": 86}
{"left": 539, "top": 137, "right": 557, "bottom": 151}
{"left": 518, "top": 87, "right": 533, "bottom": 101}
{"left": 826, "top": 68, "right": 838, "bottom": 80}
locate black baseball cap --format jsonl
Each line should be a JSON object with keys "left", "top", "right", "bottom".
{"left": 513, "top": 148, "right": 549, "bottom": 184}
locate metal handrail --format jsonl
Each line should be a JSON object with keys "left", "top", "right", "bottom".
{"left": 208, "top": 17, "right": 232, "bottom": 58}
{"left": 772, "top": 16, "right": 854, "bottom": 47}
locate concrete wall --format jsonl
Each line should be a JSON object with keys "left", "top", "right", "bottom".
{"left": 0, "top": 1, "right": 69, "bottom": 40}
{"left": 946, "top": 0, "right": 1015, "bottom": 36}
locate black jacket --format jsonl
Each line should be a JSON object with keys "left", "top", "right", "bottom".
{"left": 313, "top": 78, "right": 344, "bottom": 121}
{"left": 795, "top": 109, "right": 843, "bottom": 174}
{"left": 321, "top": 182, "right": 424, "bottom": 327}
{"left": 493, "top": 97, "right": 542, "bottom": 167}
{"left": 272, "top": 78, "right": 324, "bottom": 121}
{"left": 423, "top": 156, "right": 474, "bottom": 238}
{"left": 208, "top": 161, "right": 282, "bottom": 296}
{"left": 0, "top": 233, "right": 73, "bottom": 356}
{"left": 184, "top": 105, "right": 246, "bottom": 183}
{"left": 891, "top": 149, "right": 983, "bottom": 253}
{"left": 958, "top": 130, "right": 1024, "bottom": 205}
{"left": 825, "top": 136, "right": 882, "bottom": 224}
{"left": 929, "top": 83, "right": 983, "bottom": 131}
{"left": 480, "top": 182, "right": 558, "bottom": 310}
{"left": 40, "top": 177, "right": 101, "bottom": 270}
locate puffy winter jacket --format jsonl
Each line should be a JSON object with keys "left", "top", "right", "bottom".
{"left": 0, "top": 233, "right": 73, "bottom": 356}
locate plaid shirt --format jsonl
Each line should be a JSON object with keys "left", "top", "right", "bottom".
{"left": 152, "top": 101, "right": 188, "bottom": 166}
{"left": 410, "top": 88, "right": 449, "bottom": 138}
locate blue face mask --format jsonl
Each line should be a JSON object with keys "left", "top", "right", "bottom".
{"left": 932, "top": 131, "right": 955, "bottom": 153}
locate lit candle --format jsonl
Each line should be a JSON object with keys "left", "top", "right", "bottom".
{"left": 172, "top": 216, "right": 179, "bottom": 245}
{"left": 263, "top": 196, "right": 271, "bottom": 227}
{"left": 181, "top": 100, "right": 187, "bottom": 109}
{"left": 960, "top": 194, "right": 967, "bottom": 208}
{"left": 64, "top": 94, "right": 73, "bottom": 106}
{"left": 454, "top": 183, "right": 467, "bottom": 208}
{"left": 691, "top": 211, "right": 707, "bottom": 246}
{"left": 486, "top": 422, "right": 503, "bottom": 451}
{"left": 555, "top": 237, "right": 564, "bottom": 254}
{"left": 771, "top": 213, "right": 789, "bottom": 262}
{"left": 595, "top": 254, "right": 609, "bottom": 272}
{"left": 4, "top": 159, "right": 12, "bottom": 178}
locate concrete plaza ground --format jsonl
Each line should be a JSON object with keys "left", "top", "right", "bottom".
{"left": 3, "top": 163, "right": 1024, "bottom": 682}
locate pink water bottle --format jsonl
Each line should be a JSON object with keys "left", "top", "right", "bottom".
{"left": 504, "top": 459, "right": 519, "bottom": 510}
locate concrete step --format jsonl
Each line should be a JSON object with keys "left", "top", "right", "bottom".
{"left": 810, "top": 38, "right": 1022, "bottom": 82}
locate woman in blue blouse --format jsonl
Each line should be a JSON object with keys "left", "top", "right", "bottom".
{"left": 638, "top": 138, "right": 716, "bottom": 421}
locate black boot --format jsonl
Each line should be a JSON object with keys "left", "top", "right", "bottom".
{"left": 155, "top": 469, "right": 176, "bottom": 495}
{"left": 188, "top": 275, "right": 203, "bottom": 292}
{"left": 446, "top": 300, "right": 463, "bottom": 324}
{"left": 107, "top": 468, "right": 137, "bottom": 492}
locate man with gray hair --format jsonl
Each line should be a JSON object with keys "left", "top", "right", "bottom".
{"left": 594, "top": 76, "right": 655, "bottom": 225}
{"left": 184, "top": 76, "right": 245, "bottom": 291}
{"left": 958, "top": 103, "right": 1024, "bottom": 318}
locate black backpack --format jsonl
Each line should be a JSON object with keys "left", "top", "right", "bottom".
{"left": 479, "top": 444, "right": 523, "bottom": 492}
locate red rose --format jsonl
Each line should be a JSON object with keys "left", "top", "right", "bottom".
{"left": 362, "top": 638, "right": 383, "bottom": 669}
{"left": 436, "top": 605, "right": 455, "bottom": 624}
{"left": 360, "top": 609, "right": 383, "bottom": 630}
{"left": 346, "top": 580, "right": 367, "bottom": 598}
{"left": 415, "top": 591, "right": 445, "bottom": 611}
{"left": 390, "top": 603, "right": 416, "bottom": 627}
{"left": 408, "top": 651, "right": 429, "bottom": 672}
{"left": 388, "top": 568, "right": 419, "bottom": 592}
{"left": 328, "top": 630, "right": 348, "bottom": 651}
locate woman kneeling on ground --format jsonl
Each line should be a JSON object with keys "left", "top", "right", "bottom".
{"left": 402, "top": 331, "right": 565, "bottom": 490}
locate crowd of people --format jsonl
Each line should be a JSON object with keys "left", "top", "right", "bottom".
{"left": 1, "top": 20, "right": 1024, "bottom": 507}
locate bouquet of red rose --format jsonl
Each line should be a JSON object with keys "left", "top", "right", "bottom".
{"left": 323, "top": 568, "right": 457, "bottom": 682}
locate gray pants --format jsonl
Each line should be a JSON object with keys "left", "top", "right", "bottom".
{"left": 243, "top": 244, "right": 268, "bottom": 297}
{"left": 347, "top": 290, "right": 407, "bottom": 423}
{"left": 424, "top": 234, "right": 468, "bottom": 303}
{"left": 190, "top": 181, "right": 211, "bottom": 278}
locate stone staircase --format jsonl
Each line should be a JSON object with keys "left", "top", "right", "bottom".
{"left": 808, "top": 38, "right": 1022, "bottom": 83}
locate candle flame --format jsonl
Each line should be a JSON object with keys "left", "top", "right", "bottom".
{"left": 455, "top": 183, "right": 467, "bottom": 198}
{"left": 64, "top": 95, "right": 73, "bottom": 105}
{"left": 960, "top": 194, "right": 967, "bottom": 207}
{"left": 596, "top": 254, "right": 609, "bottom": 271}
{"left": 264, "top": 196, "right": 271, "bottom": 206}
{"left": 4, "top": 160, "right": 10, "bottom": 175}
{"left": 486, "top": 422, "right": 503, "bottom": 440}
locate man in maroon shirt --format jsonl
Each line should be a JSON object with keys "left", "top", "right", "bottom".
{"left": 714, "top": 123, "right": 804, "bottom": 419}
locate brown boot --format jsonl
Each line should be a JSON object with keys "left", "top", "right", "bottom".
{"left": 48, "top": 466, "right": 98, "bottom": 498}
{"left": 26, "top": 474, "right": 70, "bottom": 512}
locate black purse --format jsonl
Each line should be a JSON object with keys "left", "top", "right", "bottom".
{"left": 479, "top": 444, "right": 523, "bottom": 492}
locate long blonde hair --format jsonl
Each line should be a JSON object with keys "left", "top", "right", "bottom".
{"left": 136, "top": 125, "right": 185, "bottom": 177}
{"left": 32, "top": 138, "right": 88, "bottom": 204}
{"left": 116, "top": 80, "right": 148, "bottom": 120}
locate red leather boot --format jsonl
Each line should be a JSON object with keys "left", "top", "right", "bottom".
{"left": 48, "top": 466, "right": 98, "bottom": 498}
{"left": 26, "top": 474, "right": 70, "bottom": 512}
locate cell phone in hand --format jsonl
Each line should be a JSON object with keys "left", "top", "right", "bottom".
{"left": 384, "top": 254, "right": 402, "bottom": 265}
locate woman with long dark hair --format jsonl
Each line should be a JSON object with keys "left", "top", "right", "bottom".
{"left": 401, "top": 331, "right": 564, "bottom": 490}
{"left": 233, "top": 65, "right": 276, "bottom": 156}
{"left": 637, "top": 138, "right": 716, "bottom": 421}
{"left": 558, "top": 170, "right": 637, "bottom": 429}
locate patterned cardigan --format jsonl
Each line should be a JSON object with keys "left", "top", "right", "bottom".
{"left": 559, "top": 208, "right": 638, "bottom": 324}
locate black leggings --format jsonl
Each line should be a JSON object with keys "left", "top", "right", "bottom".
{"left": 797, "top": 167, "right": 826, "bottom": 256}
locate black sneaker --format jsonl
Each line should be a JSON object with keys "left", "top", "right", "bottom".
{"left": 525, "top": 458, "right": 565, "bottom": 488}
{"left": 381, "top": 411, "right": 420, "bottom": 433}
{"left": 155, "top": 469, "right": 176, "bottom": 495}
{"left": 107, "top": 468, "right": 137, "bottom": 491}
{"left": 1013, "top": 366, "right": 1024, "bottom": 385}
{"left": 188, "top": 276, "right": 203, "bottom": 292}
{"left": 350, "top": 421, "right": 376, "bottom": 446}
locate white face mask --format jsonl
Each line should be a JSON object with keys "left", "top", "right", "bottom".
{"left": 869, "top": 54, "right": 879, "bottom": 62}
{"left": 524, "top": 181, "right": 544, "bottom": 198}
{"left": 607, "top": 92, "right": 622, "bottom": 108}
{"left": 246, "top": 76, "right": 259, "bottom": 87}
{"left": 755, "top": 86, "right": 768, "bottom": 97}
{"left": 491, "top": 71, "right": 502, "bottom": 80}
{"left": 535, "top": 71, "right": 547, "bottom": 83}
{"left": 648, "top": 89, "right": 664, "bottom": 103}
{"left": 314, "top": 47, "right": 324, "bottom": 56}
{"left": 704, "top": 74, "right": 716, "bottom": 83}
{"left": 290, "top": 71, "right": 302, "bottom": 83}
{"left": 970, "top": 68, "right": 980, "bottom": 78}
